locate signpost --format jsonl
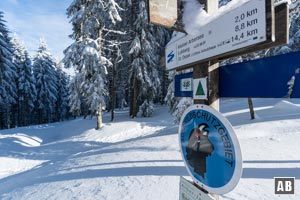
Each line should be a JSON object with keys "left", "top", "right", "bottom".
{"left": 179, "top": 104, "right": 243, "bottom": 195}
{"left": 151, "top": 0, "right": 290, "bottom": 198}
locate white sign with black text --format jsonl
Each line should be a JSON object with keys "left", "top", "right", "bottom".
{"left": 166, "top": 0, "right": 267, "bottom": 70}
{"left": 179, "top": 177, "right": 215, "bottom": 200}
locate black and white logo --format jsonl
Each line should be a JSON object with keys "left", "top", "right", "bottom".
{"left": 186, "top": 123, "right": 214, "bottom": 179}
{"left": 274, "top": 177, "right": 295, "bottom": 195}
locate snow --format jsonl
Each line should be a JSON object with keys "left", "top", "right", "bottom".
{"left": 1, "top": 99, "right": 300, "bottom": 199}
{"left": 183, "top": 0, "right": 251, "bottom": 35}
{"left": 182, "top": 0, "right": 291, "bottom": 35}
{"left": 274, "top": 0, "right": 291, "bottom": 7}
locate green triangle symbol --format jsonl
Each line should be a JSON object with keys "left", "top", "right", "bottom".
{"left": 196, "top": 81, "right": 205, "bottom": 95}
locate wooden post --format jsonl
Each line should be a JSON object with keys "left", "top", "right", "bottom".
{"left": 193, "top": 0, "right": 219, "bottom": 111}
{"left": 193, "top": 1, "right": 219, "bottom": 199}
{"left": 193, "top": 60, "right": 219, "bottom": 110}
{"left": 248, "top": 97, "right": 255, "bottom": 120}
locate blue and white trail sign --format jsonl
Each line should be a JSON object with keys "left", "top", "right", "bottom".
{"left": 179, "top": 104, "right": 243, "bottom": 195}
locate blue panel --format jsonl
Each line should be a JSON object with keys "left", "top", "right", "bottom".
{"left": 175, "top": 72, "right": 193, "bottom": 97}
{"left": 220, "top": 51, "right": 300, "bottom": 98}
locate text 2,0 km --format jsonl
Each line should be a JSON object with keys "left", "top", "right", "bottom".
{"left": 235, "top": 8, "right": 258, "bottom": 23}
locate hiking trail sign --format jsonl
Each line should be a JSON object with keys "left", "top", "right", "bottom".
{"left": 166, "top": 0, "right": 270, "bottom": 70}
{"left": 179, "top": 104, "right": 243, "bottom": 195}
{"left": 154, "top": 0, "right": 289, "bottom": 198}
{"left": 175, "top": 72, "right": 193, "bottom": 97}
{"left": 193, "top": 78, "right": 208, "bottom": 100}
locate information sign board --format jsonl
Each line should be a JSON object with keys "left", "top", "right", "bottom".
{"left": 179, "top": 104, "right": 242, "bottom": 195}
{"left": 166, "top": 0, "right": 267, "bottom": 70}
{"left": 179, "top": 177, "right": 215, "bottom": 200}
{"left": 175, "top": 72, "right": 193, "bottom": 97}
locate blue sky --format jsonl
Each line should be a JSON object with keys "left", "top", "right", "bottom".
{"left": 0, "top": 0, "right": 73, "bottom": 59}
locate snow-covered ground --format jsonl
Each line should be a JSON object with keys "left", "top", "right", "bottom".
{"left": 0, "top": 98, "right": 300, "bottom": 200}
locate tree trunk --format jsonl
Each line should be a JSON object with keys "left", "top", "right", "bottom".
{"left": 129, "top": 76, "right": 134, "bottom": 117}
{"left": 96, "top": 103, "right": 102, "bottom": 130}
{"left": 131, "top": 79, "right": 140, "bottom": 118}
{"left": 248, "top": 97, "right": 255, "bottom": 120}
{"left": 111, "top": 62, "right": 115, "bottom": 122}
{"left": 129, "top": 0, "right": 135, "bottom": 118}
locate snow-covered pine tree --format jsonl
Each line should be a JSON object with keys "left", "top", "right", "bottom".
{"left": 0, "top": 11, "right": 17, "bottom": 129}
{"left": 164, "top": 71, "right": 177, "bottom": 114}
{"left": 149, "top": 25, "right": 172, "bottom": 104}
{"left": 288, "top": 1, "right": 300, "bottom": 52}
{"left": 129, "top": 0, "right": 159, "bottom": 117}
{"left": 112, "top": 0, "right": 131, "bottom": 111}
{"left": 33, "top": 39, "right": 58, "bottom": 124}
{"left": 55, "top": 62, "right": 70, "bottom": 121}
{"left": 69, "top": 75, "right": 82, "bottom": 117}
{"left": 64, "top": 0, "right": 122, "bottom": 127}
{"left": 11, "top": 36, "right": 36, "bottom": 126}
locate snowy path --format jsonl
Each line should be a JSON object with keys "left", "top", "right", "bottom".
{"left": 0, "top": 106, "right": 185, "bottom": 200}
{"left": 1, "top": 100, "right": 300, "bottom": 199}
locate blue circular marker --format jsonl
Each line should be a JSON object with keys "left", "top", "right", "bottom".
{"left": 179, "top": 104, "right": 243, "bottom": 195}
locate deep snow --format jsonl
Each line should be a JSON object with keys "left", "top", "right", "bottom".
{"left": 0, "top": 98, "right": 300, "bottom": 199}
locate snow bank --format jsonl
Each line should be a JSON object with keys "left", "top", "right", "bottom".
{"left": 0, "top": 133, "right": 42, "bottom": 147}
{"left": 0, "top": 157, "right": 45, "bottom": 179}
{"left": 273, "top": 100, "right": 300, "bottom": 111}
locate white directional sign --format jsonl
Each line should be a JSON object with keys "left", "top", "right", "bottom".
{"left": 166, "top": 0, "right": 267, "bottom": 70}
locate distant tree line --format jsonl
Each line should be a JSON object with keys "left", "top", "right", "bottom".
{"left": 3, "top": 0, "right": 300, "bottom": 128}
{"left": 0, "top": 11, "right": 70, "bottom": 129}
{"left": 1, "top": 0, "right": 172, "bottom": 129}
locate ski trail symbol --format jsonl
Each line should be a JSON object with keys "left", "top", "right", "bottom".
{"left": 167, "top": 51, "right": 175, "bottom": 63}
